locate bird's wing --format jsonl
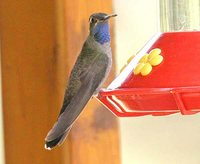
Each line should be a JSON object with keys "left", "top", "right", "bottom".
{"left": 45, "top": 45, "right": 109, "bottom": 149}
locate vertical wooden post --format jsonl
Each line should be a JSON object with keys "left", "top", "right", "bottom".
{"left": 0, "top": 0, "right": 120, "bottom": 163}
{"left": 0, "top": 0, "right": 66, "bottom": 163}
{"left": 57, "top": 1, "right": 120, "bottom": 164}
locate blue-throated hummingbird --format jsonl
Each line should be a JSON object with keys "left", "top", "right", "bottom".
{"left": 45, "top": 13, "right": 117, "bottom": 150}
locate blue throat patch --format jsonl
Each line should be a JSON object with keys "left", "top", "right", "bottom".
{"left": 93, "top": 22, "right": 110, "bottom": 44}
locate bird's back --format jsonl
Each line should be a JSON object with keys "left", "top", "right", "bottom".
{"left": 45, "top": 36, "right": 112, "bottom": 149}
{"left": 60, "top": 36, "right": 111, "bottom": 114}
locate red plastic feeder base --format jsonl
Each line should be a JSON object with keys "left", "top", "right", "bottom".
{"left": 97, "top": 32, "right": 200, "bottom": 117}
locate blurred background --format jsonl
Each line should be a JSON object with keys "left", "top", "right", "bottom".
{"left": 1, "top": 0, "right": 200, "bottom": 164}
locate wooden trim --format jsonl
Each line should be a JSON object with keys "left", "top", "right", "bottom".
{"left": 0, "top": 0, "right": 65, "bottom": 163}
{"left": 57, "top": 1, "right": 120, "bottom": 164}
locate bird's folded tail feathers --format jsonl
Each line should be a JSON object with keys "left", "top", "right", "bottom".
{"left": 44, "top": 77, "right": 95, "bottom": 150}
{"left": 45, "top": 126, "right": 71, "bottom": 150}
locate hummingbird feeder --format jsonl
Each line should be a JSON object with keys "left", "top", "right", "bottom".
{"left": 97, "top": 31, "right": 200, "bottom": 117}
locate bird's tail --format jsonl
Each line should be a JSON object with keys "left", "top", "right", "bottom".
{"left": 44, "top": 79, "right": 94, "bottom": 150}
{"left": 44, "top": 126, "right": 71, "bottom": 150}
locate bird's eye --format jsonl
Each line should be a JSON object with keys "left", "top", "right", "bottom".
{"left": 89, "top": 18, "right": 97, "bottom": 24}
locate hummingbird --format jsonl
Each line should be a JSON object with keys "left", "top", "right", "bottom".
{"left": 45, "top": 13, "right": 117, "bottom": 150}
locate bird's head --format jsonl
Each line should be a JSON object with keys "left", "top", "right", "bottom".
{"left": 89, "top": 13, "right": 117, "bottom": 44}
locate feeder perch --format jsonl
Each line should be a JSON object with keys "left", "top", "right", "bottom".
{"left": 97, "top": 31, "right": 200, "bottom": 117}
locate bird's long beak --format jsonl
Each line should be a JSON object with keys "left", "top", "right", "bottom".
{"left": 104, "top": 14, "right": 117, "bottom": 20}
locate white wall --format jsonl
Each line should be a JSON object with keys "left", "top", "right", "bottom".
{"left": 114, "top": 1, "right": 200, "bottom": 164}
{"left": 0, "top": 46, "right": 5, "bottom": 164}
{"left": 114, "top": 0, "right": 160, "bottom": 71}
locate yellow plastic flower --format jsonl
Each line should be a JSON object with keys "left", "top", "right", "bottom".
{"left": 133, "top": 48, "right": 163, "bottom": 76}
